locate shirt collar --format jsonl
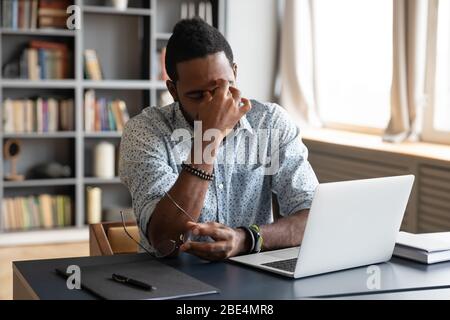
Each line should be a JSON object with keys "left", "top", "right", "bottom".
{"left": 172, "top": 102, "right": 193, "bottom": 134}
{"left": 238, "top": 114, "right": 254, "bottom": 135}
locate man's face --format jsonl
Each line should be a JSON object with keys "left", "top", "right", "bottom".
{"left": 167, "top": 51, "right": 237, "bottom": 122}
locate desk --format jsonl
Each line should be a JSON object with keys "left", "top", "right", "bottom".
{"left": 12, "top": 253, "right": 450, "bottom": 300}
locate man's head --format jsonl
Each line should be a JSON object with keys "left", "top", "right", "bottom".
{"left": 165, "top": 18, "right": 238, "bottom": 121}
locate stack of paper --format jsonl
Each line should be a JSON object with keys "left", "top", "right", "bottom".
{"left": 394, "top": 231, "right": 450, "bottom": 264}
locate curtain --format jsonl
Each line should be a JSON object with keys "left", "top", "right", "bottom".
{"left": 384, "top": 0, "right": 431, "bottom": 142}
{"left": 422, "top": 0, "right": 439, "bottom": 142}
{"left": 277, "top": 0, "right": 321, "bottom": 127}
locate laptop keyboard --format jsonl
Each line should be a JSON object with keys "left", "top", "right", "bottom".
{"left": 262, "top": 258, "right": 298, "bottom": 273}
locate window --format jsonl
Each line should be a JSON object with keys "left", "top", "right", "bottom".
{"left": 313, "top": 0, "right": 393, "bottom": 130}
{"left": 423, "top": 0, "right": 450, "bottom": 144}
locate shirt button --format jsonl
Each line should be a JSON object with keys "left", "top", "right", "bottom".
{"left": 218, "top": 183, "right": 224, "bottom": 190}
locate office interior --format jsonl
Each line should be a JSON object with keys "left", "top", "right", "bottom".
{"left": 1, "top": 0, "right": 450, "bottom": 300}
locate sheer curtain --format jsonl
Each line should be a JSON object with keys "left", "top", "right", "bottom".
{"left": 278, "top": 0, "right": 321, "bottom": 126}
{"left": 384, "top": 0, "right": 431, "bottom": 142}
{"left": 422, "top": 0, "right": 448, "bottom": 144}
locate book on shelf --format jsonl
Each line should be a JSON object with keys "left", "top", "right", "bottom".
{"left": 7, "top": 40, "right": 72, "bottom": 80}
{"left": 2, "top": 97, "right": 74, "bottom": 133}
{"left": 2, "top": 0, "right": 39, "bottom": 29}
{"left": 30, "top": 40, "right": 71, "bottom": 79}
{"left": 180, "top": 1, "right": 213, "bottom": 25}
{"left": 1, "top": 195, "right": 73, "bottom": 231}
{"left": 0, "top": 0, "right": 69, "bottom": 30}
{"left": 84, "top": 49, "right": 103, "bottom": 81}
{"left": 84, "top": 90, "right": 130, "bottom": 132}
{"left": 86, "top": 186, "right": 102, "bottom": 224}
{"left": 187, "top": 2, "right": 196, "bottom": 19}
{"left": 38, "top": 0, "right": 71, "bottom": 29}
{"left": 393, "top": 231, "right": 450, "bottom": 264}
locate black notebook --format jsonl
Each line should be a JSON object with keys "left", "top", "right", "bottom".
{"left": 56, "top": 259, "right": 219, "bottom": 300}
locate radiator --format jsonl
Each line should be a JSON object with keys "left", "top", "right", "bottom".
{"left": 418, "top": 165, "right": 450, "bottom": 232}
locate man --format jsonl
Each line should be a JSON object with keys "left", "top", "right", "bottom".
{"left": 119, "top": 18, "right": 318, "bottom": 261}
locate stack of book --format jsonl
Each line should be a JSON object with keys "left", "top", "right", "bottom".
{"left": 38, "top": 0, "right": 72, "bottom": 29}
{"left": 2, "top": 97, "right": 74, "bottom": 133}
{"left": 17, "top": 40, "right": 71, "bottom": 80}
{"left": 2, "top": 195, "right": 73, "bottom": 231}
{"left": 1, "top": 0, "right": 71, "bottom": 30}
{"left": 84, "top": 90, "right": 130, "bottom": 132}
{"left": 394, "top": 231, "right": 450, "bottom": 264}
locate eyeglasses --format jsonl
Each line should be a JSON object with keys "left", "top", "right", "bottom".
{"left": 120, "top": 209, "right": 192, "bottom": 258}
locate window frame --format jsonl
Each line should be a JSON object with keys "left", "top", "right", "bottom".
{"left": 323, "top": 122, "right": 384, "bottom": 136}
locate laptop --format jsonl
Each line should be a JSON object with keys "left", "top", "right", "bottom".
{"left": 229, "top": 175, "right": 415, "bottom": 279}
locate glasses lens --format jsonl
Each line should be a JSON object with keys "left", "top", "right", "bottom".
{"left": 181, "top": 229, "right": 193, "bottom": 243}
{"left": 120, "top": 209, "right": 195, "bottom": 258}
{"left": 153, "top": 230, "right": 193, "bottom": 258}
{"left": 153, "top": 239, "right": 177, "bottom": 258}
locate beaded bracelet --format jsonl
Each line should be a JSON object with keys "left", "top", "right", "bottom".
{"left": 182, "top": 162, "right": 215, "bottom": 181}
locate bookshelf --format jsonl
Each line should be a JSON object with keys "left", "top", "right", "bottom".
{"left": 0, "top": 0, "right": 226, "bottom": 245}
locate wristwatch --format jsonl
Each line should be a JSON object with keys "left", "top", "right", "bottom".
{"left": 249, "top": 224, "right": 263, "bottom": 253}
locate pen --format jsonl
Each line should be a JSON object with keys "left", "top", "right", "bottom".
{"left": 111, "top": 273, "right": 156, "bottom": 291}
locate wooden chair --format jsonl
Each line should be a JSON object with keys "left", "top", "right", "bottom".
{"left": 89, "top": 221, "right": 140, "bottom": 256}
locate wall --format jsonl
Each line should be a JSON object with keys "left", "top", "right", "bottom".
{"left": 225, "top": 0, "right": 278, "bottom": 102}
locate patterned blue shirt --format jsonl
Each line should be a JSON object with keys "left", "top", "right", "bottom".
{"left": 119, "top": 100, "right": 318, "bottom": 251}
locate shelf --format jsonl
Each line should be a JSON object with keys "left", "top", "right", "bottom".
{"left": 83, "top": 5, "right": 153, "bottom": 16}
{"left": 84, "top": 177, "right": 122, "bottom": 185}
{"left": 3, "top": 178, "right": 77, "bottom": 188}
{"left": 154, "top": 81, "right": 168, "bottom": 89}
{"left": 1, "top": 80, "right": 165, "bottom": 90}
{"left": 0, "top": 227, "right": 88, "bottom": 246}
{"left": 84, "top": 131, "right": 122, "bottom": 138}
{"left": 83, "top": 80, "right": 160, "bottom": 89}
{"left": 1, "top": 79, "right": 77, "bottom": 88}
{"left": 2, "top": 132, "right": 76, "bottom": 139}
{"left": 0, "top": 0, "right": 224, "bottom": 246}
{"left": 154, "top": 81, "right": 169, "bottom": 90}
{"left": 156, "top": 32, "right": 172, "bottom": 40}
{"left": 0, "top": 28, "right": 77, "bottom": 37}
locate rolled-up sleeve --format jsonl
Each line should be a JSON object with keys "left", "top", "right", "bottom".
{"left": 270, "top": 105, "right": 319, "bottom": 216}
{"left": 119, "top": 117, "right": 178, "bottom": 248}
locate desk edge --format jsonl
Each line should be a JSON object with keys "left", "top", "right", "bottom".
{"left": 13, "top": 263, "right": 40, "bottom": 300}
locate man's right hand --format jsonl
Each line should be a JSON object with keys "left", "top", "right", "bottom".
{"left": 197, "top": 79, "right": 252, "bottom": 140}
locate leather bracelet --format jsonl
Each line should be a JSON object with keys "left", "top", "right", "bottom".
{"left": 238, "top": 226, "right": 254, "bottom": 255}
{"left": 182, "top": 162, "right": 215, "bottom": 181}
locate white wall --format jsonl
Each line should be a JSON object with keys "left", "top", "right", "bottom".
{"left": 226, "top": 0, "right": 277, "bottom": 102}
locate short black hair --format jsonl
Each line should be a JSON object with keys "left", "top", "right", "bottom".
{"left": 165, "top": 18, "right": 234, "bottom": 82}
